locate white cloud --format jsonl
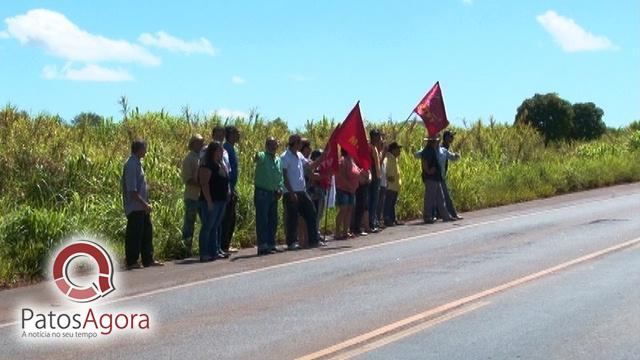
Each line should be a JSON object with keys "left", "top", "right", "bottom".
{"left": 213, "top": 108, "right": 247, "bottom": 119}
{"left": 42, "top": 64, "right": 133, "bottom": 82}
{"left": 231, "top": 75, "right": 245, "bottom": 85}
{"left": 138, "top": 31, "right": 216, "bottom": 56}
{"left": 536, "top": 10, "right": 618, "bottom": 52}
{"left": 4, "top": 9, "right": 160, "bottom": 65}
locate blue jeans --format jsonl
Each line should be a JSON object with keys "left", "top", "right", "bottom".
{"left": 255, "top": 188, "right": 278, "bottom": 251}
{"left": 199, "top": 200, "right": 226, "bottom": 258}
{"left": 181, "top": 199, "right": 200, "bottom": 249}
{"left": 368, "top": 179, "right": 381, "bottom": 229}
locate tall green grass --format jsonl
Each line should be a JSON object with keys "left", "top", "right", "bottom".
{"left": 1, "top": 104, "right": 639, "bottom": 287}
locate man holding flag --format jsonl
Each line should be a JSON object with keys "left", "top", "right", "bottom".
{"left": 411, "top": 81, "right": 457, "bottom": 223}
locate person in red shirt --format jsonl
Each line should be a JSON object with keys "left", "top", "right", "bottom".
{"left": 335, "top": 149, "right": 361, "bottom": 239}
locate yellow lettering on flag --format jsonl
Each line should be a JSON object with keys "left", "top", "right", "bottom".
{"left": 349, "top": 135, "right": 359, "bottom": 148}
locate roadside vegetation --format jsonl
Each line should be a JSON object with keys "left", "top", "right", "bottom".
{"left": 1, "top": 101, "right": 639, "bottom": 287}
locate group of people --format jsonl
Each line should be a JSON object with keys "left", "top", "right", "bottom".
{"left": 120, "top": 126, "right": 463, "bottom": 268}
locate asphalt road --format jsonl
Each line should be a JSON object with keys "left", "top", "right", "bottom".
{"left": 1, "top": 183, "right": 639, "bottom": 360}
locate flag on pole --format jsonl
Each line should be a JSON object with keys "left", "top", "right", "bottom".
{"left": 335, "top": 101, "right": 371, "bottom": 170}
{"left": 318, "top": 123, "right": 341, "bottom": 176}
{"left": 413, "top": 81, "right": 449, "bottom": 136}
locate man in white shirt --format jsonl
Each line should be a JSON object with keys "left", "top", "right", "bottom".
{"left": 200, "top": 126, "right": 231, "bottom": 173}
{"left": 439, "top": 130, "right": 462, "bottom": 219}
{"left": 281, "top": 134, "right": 326, "bottom": 250}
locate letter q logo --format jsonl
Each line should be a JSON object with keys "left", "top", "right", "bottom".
{"left": 52, "top": 240, "right": 115, "bottom": 302}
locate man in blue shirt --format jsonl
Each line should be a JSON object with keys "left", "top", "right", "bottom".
{"left": 221, "top": 126, "right": 240, "bottom": 255}
{"left": 121, "top": 139, "right": 163, "bottom": 269}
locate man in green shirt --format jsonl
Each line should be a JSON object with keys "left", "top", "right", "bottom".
{"left": 254, "top": 137, "right": 284, "bottom": 255}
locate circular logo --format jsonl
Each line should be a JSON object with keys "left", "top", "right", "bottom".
{"left": 52, "top": 240, "right": 115, "bottom": 302}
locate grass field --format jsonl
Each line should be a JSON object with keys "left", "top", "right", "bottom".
{"left": 1, "top": 104, "right": 639, "bottom": 287}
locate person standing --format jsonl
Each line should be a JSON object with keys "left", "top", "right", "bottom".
{"left": 368, "top": 129, "right": 383, "bottom": 233}
{"left": 377, "top": 142, "right": 387, "bottom": 229}
{"left": 335, "top": 150, "right": 360, "bottom": 239}
{"left": 281, "top": 134, "right": 324, "bottom": 250}
{"left": 439, "top": 130, "right": 462, "bottom": 220}
{"left": 254, "top": 137, "right": 283, "bottom": 255}
{"left": 351, "top": 169, "right": 370, "bottom": 236}
{"left": 297, "top": 139, "right": 313, "bottom": 247}
{"left": 198, "top": 142, "right": 230, "bottom": 262}
{"left": 421, "top": 137, "right": 454, "bottom": 224}
{"left": 122, "top": 139, "right": 163, "bottom": 269}
{"left": 180, "top": 134, "right": 204, "bottom": 258}
{"left": 221, "top": 126, "right": 240, "bottom": 255}
{"left": 209, "top": 126, "right": 231, "bottom": 173}
{"left": 384, "top": 142, "right": 403, "bottom": 227}
{"left": 309, "top": 149, "right": 330, "bottom": 236}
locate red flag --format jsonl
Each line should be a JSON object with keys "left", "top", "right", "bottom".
{"left": 318, "top": 123, "right": 341, "bottom": 176}
{"left": 414, "top": 81, "right": 449, "bottom": 136}
{"left": 335, "top": 102, "right": 371, "bottom": 170}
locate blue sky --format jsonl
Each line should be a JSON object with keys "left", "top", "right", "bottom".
{"left": 0, "top": 0, "right": 638, "bottom": 128}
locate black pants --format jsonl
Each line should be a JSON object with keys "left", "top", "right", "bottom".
{"left": 125, "top": 211, "right": 154, "bottom": 266}
{"left": 221, "top": 194, "right": 237, "bottom": 252}
{"left": 384, "top": 189, "right": 398, "bottom": 225}
{"left": 351, "top": 184, "right": 369, "bottom": 233}
{"left": 284, "top": 192, "right": 318, "bottom": 247}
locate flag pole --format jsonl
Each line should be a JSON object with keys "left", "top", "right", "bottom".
{"left": 322, "top": 184, "right": 329, "bottom": 242}
{"left": 395, "top": 110, "right": 415, "bottom": 140}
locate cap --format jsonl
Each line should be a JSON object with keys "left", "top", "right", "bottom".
{"left": 388, "top": 141, "right": 403, "bottom": 151}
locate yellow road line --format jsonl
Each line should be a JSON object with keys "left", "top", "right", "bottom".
{"left": 296, "top": 236, "right": 640, "bottom": 360}
{"left": 328, "top": 301, "right": 491, "bottom": 360}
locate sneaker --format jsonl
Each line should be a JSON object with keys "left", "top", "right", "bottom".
{"left": 228, "top": 246, "right": 239, "bottom": 253}
{"left": 144, "top": 261, "right": 164, "bottom": 267}
{"left": 287, "top": 244, "right": 300, "bottom": 251}
{"left": 217, "top": 251, "right": 230, "bottom": 259}
{"left": 126, "top": 263, "right": 142, "bottom": 270}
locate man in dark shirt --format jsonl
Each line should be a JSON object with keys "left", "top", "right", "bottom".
{"left": 421, "top": 137, "right": 454, "bottom": 224}
{"left": 221, "top": 126, "right": 240, "bottom": 256}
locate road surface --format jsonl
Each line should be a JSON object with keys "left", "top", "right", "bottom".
{"left": 1, "top": 183, "right": 639, "bottom": 359}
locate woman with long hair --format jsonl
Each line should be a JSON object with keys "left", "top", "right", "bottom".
{"left": 198, "top": 141, "right": 230, "bottom": 261}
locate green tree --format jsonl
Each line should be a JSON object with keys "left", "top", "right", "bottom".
{"left": 73, "top": 112, "right": 104, "bottom": 127}
{"left": 514, "top": 93, "right": 574, "bottom": 144}
{"left": 571, "top": 102, "right": 605, "bottom": 140}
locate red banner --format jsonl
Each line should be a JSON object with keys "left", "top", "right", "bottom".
{"left": 335, "top": 102, "right": 371, "bottom": 171}
{"left": 414, "top": 81, "right": 449, "bottom": 136}
{"left": 318, "top": 123, "right": 341, "bottom": 176}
